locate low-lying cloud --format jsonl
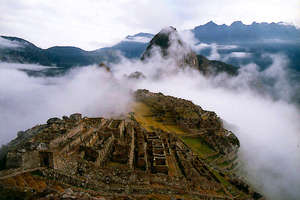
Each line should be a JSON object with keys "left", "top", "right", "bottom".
{"left": 223, "top": 51, "right": 252, "bottom": 61}
{"left": 124, "top": 36, "right": 152, "bottom": 43}
{"left": 194, "top": 42, "right": 239, "bottom": 52}
{"left": 194, "top": 42, "right": 252, "bottom": 63}
{"left": 0, "top": 64, "right": 132, "bottom": 145}
{"left": 0, "top": 37, "right": 22, "bottom": 48}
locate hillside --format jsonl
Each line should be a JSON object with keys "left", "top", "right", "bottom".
{"left": 0, "top": 90, "right": 263, "bottom": 200}
{"left": 0, "top": 36, "right": 119, "bottom": 69}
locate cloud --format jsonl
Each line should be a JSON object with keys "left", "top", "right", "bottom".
{"left": 193, "top": 42, "right": 241, "bottom": 61}
{"left": 217, "top": 44, "right": 239, "bottom": 50}
{"left": 193, "top": 43, "right": 211, "bottom": 51}
{"left": 208, "top": 43, "right": 221, "bottom": 60}
{"left": 223, "top": 52, "right": 252, "bottom": 61}
{"left": 0, "top": 64, "right": 132, "bottom": 145}
{"left": 184, "top": 33, "right": 239, "bottom": 54}
{"left": 124, "top": 36, "right": 151, "bottom": 43}
{"left": 0, "top": 37, "right": 22, "bottom": 48}
{"left": 0, "top": 62, "right": 54, "bottom": 70}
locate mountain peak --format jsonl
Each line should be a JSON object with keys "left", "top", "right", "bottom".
{"left": 141, "top": 26, "right": 199, "bottom": 69}
{"left": 159, "top": 26, "right": 177, "bottom": 34}
{"left": 231, "top": 21, "right": 245, "bottom": 26}
{"left": 141, "top": 26, "right": 180, "bottom": 58}
{"left": 205, "top": 21, "right": 217, "bottom": 26}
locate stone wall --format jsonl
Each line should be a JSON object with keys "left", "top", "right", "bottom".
{"left": 96, "top": 135, "right": 114, "bottom": 167}
{"left": 49, "top": 124, "right": 83, "bottom": 149}
{"left": 23, "top": 151, "right": 40, "bottom": 169}
{"left": 6, "top": 150, "right": 54, "bottom": 170}
{"left": 5, "top": 152, "right": 23, "bottom": 168}
{"left": 128, "top": 123, "right": 135, "bottom": 170}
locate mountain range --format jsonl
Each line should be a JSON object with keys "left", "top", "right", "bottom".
{"left": 1, "top": 21, "right": 299, "bottom": 72}
{"left": 193, "top": 21, "right": 300, "bottom": 43}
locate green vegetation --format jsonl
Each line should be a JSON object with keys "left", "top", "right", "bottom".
{"left": 205, "top": 153, "right": 221, "bottom": 162}
{"left": 180, "top": 136, "right": 216, "bottom": 158}
{"left": 134, "top": 102, "right": 219, "bottom": 161}
{"left": 133, "top": 102, "right": 185, "bottom": 134}
{"left": 210, "top": 169, "right": 246, "bottom": 198}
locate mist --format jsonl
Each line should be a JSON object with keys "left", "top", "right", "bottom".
{"left": 0, "top": 63, "right": 132, "bottom": 145}
{"left": 0, "top": 30, "right": 299, "bottom": 199}
{"left": 0, "top": 37, "right": 22, "bottom": 48}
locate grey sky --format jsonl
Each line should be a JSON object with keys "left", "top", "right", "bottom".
{"left": 0, "top": 0, "right": 299, "bottom": 50}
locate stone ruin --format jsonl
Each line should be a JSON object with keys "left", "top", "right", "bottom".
{"left": 0, "top": 114, "right": 263, "bottom": 199}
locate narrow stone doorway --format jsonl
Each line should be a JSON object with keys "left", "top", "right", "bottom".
{"left": 39, "top": 152, "right": 54, "bottom": 168}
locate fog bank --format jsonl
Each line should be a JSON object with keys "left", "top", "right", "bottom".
{"left": 0, "top": 64, "right": 132, "bottom": 145}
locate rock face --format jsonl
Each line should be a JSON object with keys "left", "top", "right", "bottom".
{"left": 0, "top": 90, "right": 263, "bottom": 200}
{"left": 126, "top": 71, "right": 146, "bottom": 79}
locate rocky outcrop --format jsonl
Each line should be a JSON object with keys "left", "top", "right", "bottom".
{"left": 126, "top": 71, "right": 146, "bottom": 79}
{"left": 98, "top": 62, "right": 111, "bottom": 72}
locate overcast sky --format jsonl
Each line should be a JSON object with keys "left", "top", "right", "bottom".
{"left": 0, "top": 0, "right": 299, "bottom": 50}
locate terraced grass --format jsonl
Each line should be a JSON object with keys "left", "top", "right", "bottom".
{"left": 133, "top": 102, "right": 185, "bottom": 134}
{"left": 210, "top": 169, "right": 248, "bottom": 199}
{"left": 181, "top": 136, "right": 216, "bottom": 158}
{"left": 205, "top": 153, "right": 221, "bottom": 162}
{"left": 133, "top": 103, "right": 218, "bottom": 159}
{"left": 218, "top": 160, "right": 232, "bottom": 167}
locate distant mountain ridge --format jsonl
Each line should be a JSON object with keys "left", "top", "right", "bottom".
{"left": 0, "top": 37, "right": 122, "bottom": 71}
{"left": 0, "top": 21, "right": 299, "bottom": 71}
{"left": 0, "top": 32, "right": 155, "bottom": 69}
{"left": 192, "top": 21, "right": 300, "bottom": 43}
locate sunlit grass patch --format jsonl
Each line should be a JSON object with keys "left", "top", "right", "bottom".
{"left": 180, "top": 136, "right": 216, "bottom": 158}
{"left": 133, "top": 102, "right": 185, "bottom": 134}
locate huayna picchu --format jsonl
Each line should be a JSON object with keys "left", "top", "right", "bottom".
{"left": 0, "top": 89, "right": 263, "bottom": 200}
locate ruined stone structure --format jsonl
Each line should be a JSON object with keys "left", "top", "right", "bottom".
{"left": 0, "top": 90, "right": 263, "bottom": 200}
